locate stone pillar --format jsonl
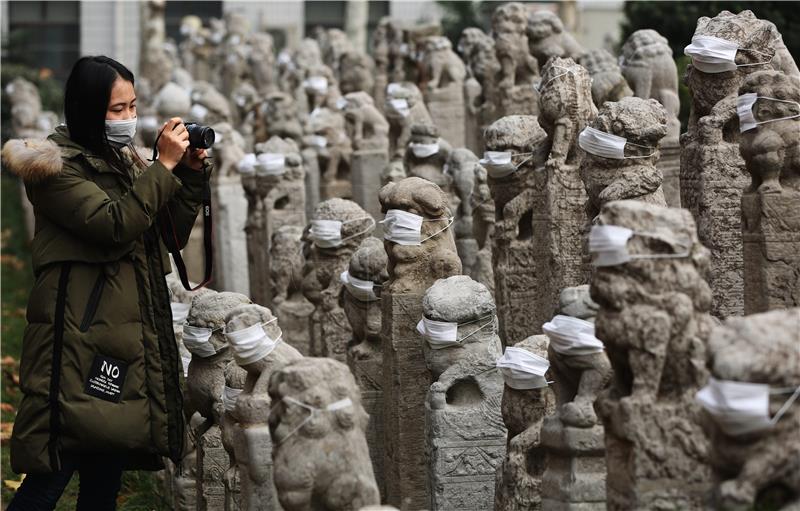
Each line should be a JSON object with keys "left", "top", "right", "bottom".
{"left": 592, "top": 200, "right": 714, "bottom": 510}
{"left": 426, "top": 84, "right": 466, "bottom": 148}
{"left": 197, "top": 425, "right": 228, "bottom": 511}
{"left": 380, "top": 178, "right": 462, "bottom": 508}
{"left": 270, "top": 226, "right": 314, "bottom": 356}
{"left": 494, "top": 335, "right": 555, "bottom": 511}
{"left": 212, "top": 174, "right": 250, "bottom": 294}
{"left": 657, "top": 140, "right": 681, "bottom": 208}
{"left": 351, "top": 149, "right": 389, "bottom": 222}
{"left": 421, "top": 276, "right": 506, "bottom": 511}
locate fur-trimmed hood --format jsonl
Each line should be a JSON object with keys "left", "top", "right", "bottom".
{"left": 1, "top": 137, "right": 63, "bottom": 184}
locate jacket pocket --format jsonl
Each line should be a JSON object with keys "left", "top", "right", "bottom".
{"left": 79, "top": 270, "right": 106, "bottom": 332}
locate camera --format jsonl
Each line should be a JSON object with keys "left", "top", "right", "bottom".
{"left": 185, "top": 123, "right": 215, "bottom": 149}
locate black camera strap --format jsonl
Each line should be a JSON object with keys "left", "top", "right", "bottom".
{"left": 151, "top": 128, "right": 214, "bottom": 292}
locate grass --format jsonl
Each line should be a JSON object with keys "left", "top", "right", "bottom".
{"left": 0, "top": 174, "right": 169, "bottom": 510}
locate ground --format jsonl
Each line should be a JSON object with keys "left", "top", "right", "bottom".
{"left": 0, "top": 174, "right": 170, "bottom": 510}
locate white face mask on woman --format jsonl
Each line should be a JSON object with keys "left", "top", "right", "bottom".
{"left": 105, "top": 118, "right": 137, "bottom": 147}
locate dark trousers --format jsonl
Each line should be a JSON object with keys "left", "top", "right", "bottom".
{"left": 6, "top": 454, "right": 124, "bottom": 511}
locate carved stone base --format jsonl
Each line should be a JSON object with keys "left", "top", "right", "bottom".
{"left": 212, "top": 174, "right": 250, "bottom": 294}
{"left": 456, "top": 238, "right": 479, "bottom": 279}
{"left": 657, "top": 140, "right": 681, "bottom": 208}
{"left": 742, "top": 189, "right": 800, "bottom": 313}
{"left": 351, "top": 149, "right": 388, "bottom": 222}
{"left": 197, "top": 425, "right": 229, "bottom": 511}
{"left": 498, "top": 84, "right": 538, "bottom": 118}
{"left": 427, "top": 84, "right": 466, "bottom": 148}
{"left": 541, "top": 418, "right": 606, "bottom": 510}
{"left": 276, "top": 298, "right": 314, "bottom": 356}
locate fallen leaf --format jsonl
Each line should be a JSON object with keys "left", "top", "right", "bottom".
{"left": 0, "top": 403, "right": 15, "bottom": 413}
{"left": 3, "top": 474, "right": 25, "bottom": 491}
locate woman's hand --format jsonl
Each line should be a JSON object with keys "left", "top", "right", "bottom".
{"left": 181, "top": 147, "right": 208, "bottom": 171}
{"left": 156, "top": 118, "right": 190, "bottom": 171}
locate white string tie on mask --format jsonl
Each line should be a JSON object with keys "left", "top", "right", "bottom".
{"left": 340, "top": 271, "right": 380, "bottom": 302}
{"left": 579, "top": 126, "right": 655, "bottom": 160}
{"left": 696, "top": 377, "right": 800, "bottom": 436}
{"left": 538, "top": 65, "right": 575, "bottom": 91}
{"left": 381, "top": 209, "right": 454, "bottom": 246}
{"left": 684, "top": 35, "right": 774, "bottom": 74}
{"left": 736, "top": 93, "right": 800, "bottom": 132}
{"left": 309, "top": 216, "right": 376, "bottom": 248}
{"left": 256, "top": 153, "right": 286, "bottom": 176}
{"left": 271, "top": 396, "right": 353, "bottom": 444}
{"left": 588, "top": 225, "right": 691, "bottom": 267}
{"left": 224, "top": 318, "right": 281, "bottom": 366}
{"left": 409, "top": 142, "right": 440, "bottom": 159}
{"left": 496, "top": 347, "right": 550, "bottom": 390}
{"left": 222, "top": 385, "right": 243, "bottom": 413}
{"left": 480, "top": 151, "right": 534, "bottom": 179}
{"left": 237, "top": 153, "right": 258, "bottom": 175}
{"left": 416, "top": 314, "right": 495, "bottom": 349}
{"left": 182, "top": 323, "right": 222, "bottom": 358}
{"left": 542, "top": 315, "right": 604, "bottom": 355}
{"left": 171, "top": 302, "right": 191, "bottom": 325}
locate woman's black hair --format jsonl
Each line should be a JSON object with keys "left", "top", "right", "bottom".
{"left": 64, "top": 56, "right": 136, "bottom": 174}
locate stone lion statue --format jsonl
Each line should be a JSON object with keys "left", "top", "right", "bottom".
{"left": 526, "top": 10, "right": 584, "bottom": 68}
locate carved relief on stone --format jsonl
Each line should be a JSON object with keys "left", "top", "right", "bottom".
{"left": 302, "top": 198, "right": 374, "bottom": 360}
{"left": 491, "top": 2, "right": 540, "bottom": 117}
{"left": 739, "top": 70, "right": 800, "bottom": 312}
{"left": 303, "top": 106, "right": 353, "bottom": 200}
{"left": 339, "top": 51, "right": 376, "bottom": 96}
{"left": 341, "top": 92, "right": 390, "bottom": 152}
{"left": 269, "top": 226, "right": 314, "bottom": 357}
{"left": 458, "top": 28, "right": 501, "bottom": 152}
{"left": 403, "top": 124, "right": 452, "bottom": 192}
{"left": 591, "top": 200, "right": 714, "bottom": 509}
{"left": 579, "top": 96, "right": 669, "bottom": 222}
{"left": 698, "top": 308, "right": 800, "bottom": 511}
{"left": 470, "top": 163, "right": 496, "bottom": 295}
{"left": 342, "top": 237, "right": 389, "bottom": 498}
{"left": 681, "top": 9, "right": 798, "bottom": 318}
{"left": 257, "top": 92, "right": 303, "bottom": 143}
{"left": 444, "top": 148, "right": 480, "bottom": 278}
{"left": 269, "top": 357, "right": 380, "bottom": 510}
{"left": 527, "top": 10, "right": 584, "bottom": 68}
{"left": 418, "top": 36, "right": 467, "bottom": 147}
{"left": 384, "top": 82, "right": 433, "bottom": 160}
{"left": 578, "top": 48, "right": 633, "bottom": 106}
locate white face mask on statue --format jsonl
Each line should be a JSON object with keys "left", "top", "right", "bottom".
{"left": 542, "top": 315, "right": 604, "bottom": 356}
{"left": 340, "top": 270, "right": 379, "bottom": 302}
{"left": 222, "top": 385, "right": 243, "bottom": 413}
{"left": 171, "top": 302, "right": 191, "bottom": 325}
{"left": 308, "top": 216, "right": 376, "bottom": 248}
{"left": 736, "top": 93, "right": 800, "bottom": 132}
{"left": 588, "top": 225, "right": 691, "bottom": 267}
{"left": 224, "top": 319, "right": 281, "bottom": 366}
{"left": 684, "top": 35, "right": 773, "bottom": 74}
{"left": 304, "top": 76, "right": 329, "bottom": 95}
{"left": 416, "top": 314, "right": 494, "bottom": 350}
{"left": 381, "top": 209, "right": 454, "bottom": 246}
{"left": 182, "top": 324, "right": 221, "bottom": 358}
{"left": 480, "top": 150, "right": 533, "bottom": 179}
{"left": 696, "top": 377, "right": 800, "bottom": 436}
{"left": 578, "top": 127, "right": 654, "bottom": 160}
{"left": 388, "top": 98, "right": 411, "bottom": 117}
{"left": 189, "top": 103, "right": 209, "bottom": 122}
{"left": 409, "top": 142, "right": 439, "bottom": 159}
{"left": 237, "top": 153, "right": 258, "bottom": 175}
{"left": 496, "top": 347, "right": 550, "bottom": 390}
{"left": 256, "top": 153, "right": 286, "bottom": 176}
{"left": 105, "top": 118, "right": 137, "bottom": 147}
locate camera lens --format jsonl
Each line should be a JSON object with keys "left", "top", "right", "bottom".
{"left": 184, "top": 123, "right": 215, "bottom": 149}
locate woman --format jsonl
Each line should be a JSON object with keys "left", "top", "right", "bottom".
{"left": 2, "top": 56, "right": 208, "bottom": 510}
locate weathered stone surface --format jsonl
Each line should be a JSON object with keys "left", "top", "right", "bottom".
{"left": 198, "top": 424, "right": 228, "bottom": 511}
{"left": 384, "top": 82, "right": 433, "bottom": 160}
{"left": 592, "top": 200, "right": 714, "bottom": 510}
{"left": 420, "top": 276, "right": 506, "bottom": 511}
{"left": 739, "top": 70, "right": 800, "bottom": 313}
{"left": 458, "top": 28, "right": 501, "bottom": 154}
{"left": 223, "top": 304, "right": 303, "bottom": 510}
{"left": 681, "top": 10, "right": 798, "bottom": 318}
{"left": 270, "top": 226, "right": 314, "bottom": 356}
{"left": 492, "top": 2, "right": 540, "bottom": 117}
{"left": 302, "top": 199, "right": 374, "bottom": 360}
{"left": 580, "top": 96, "right": 669, "bottom": 222}
{"left": 344, "top": 238, "right": 389, "bottom": 499}
{"left": 526, "top": 11, "right": 584, "bottom": 69}
{"left": 419, "top": 36, "right": 467, "bottom": 147}
{"left": 404, "top": 124, "right": 452, "bottom": 194}
{"left": 340, "top": 51, "right": 376, "bottom": 96}
{"left": 495, "top": 335, "right": 556, "bottom": 511}
{"left": 445, "top": 149, "right": 480, "bottom": 278}
{"left": 379, "top": 177, "right": 461, "bottom": 509}
{"left": 578, "top": 49, "right": 633, "bottom": 107}
{"left": 304, "top": 107, "right": 353, "bottom": 200}
{"left": 220, "top": 361, "right": 247, "bottom": 511}
{"left": 700, "top": 308, "right": 800, "bottom": 510}
{"left": 471, "top": 163, "right": 496, "bottom": 295}
{"left": 269, "top": 357, "right": 380, "bottom": 510}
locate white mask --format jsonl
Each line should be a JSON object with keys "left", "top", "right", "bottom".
{"left": 336, "top": 97, "right": 348, "bottom": 110}
{"left": 588, "top": 225, "right": 690, "bottom": 267}
{"left": 480, "top": 150, "right": 533, "bottom": 179}
{"left": 222, "top": 385, "right": 243, "bottom": 413}
{"left": 496, "top": 347, "right": 550, "bottom": 390}
{"left": 237, "top": 153, "right": 257, "bottom": 175}
{"left": 105, "top": 118, "right": 137, "bottom": 147}
{"left": 171, "top": 302, "right": 191, "bottom": 325}
{"left": 736, "top": 93, "right": 800, "bottom": 132}
{"left": 256, "top": 153, "right": 286, "bottom": 176}
{"left": 182, "top": 324, "right": 220, "bottom": 358}
{"left": 189, "top": 103, "right": 209, "bottom": 122}
{"left": 696, "top": 377, "right": 800, "bottom": 436}
{"left": 542, "top": 315, "right": 604, "bottom": 355}
{"left": 308, "top": 135, "right": 328, "bottom": 148}
{"left": 388, "top": 98, "right": 410, "bottom": 117}
{"left": 579, "top": 126, "right": 654, "bottom": 160}
{"left": 409, "top": 142, "right": 439, "bottom": 158}
{"left": 304, "top": 76, "right": 329, "bottom": 94}
{"left": 278, "top": 51, "right": 292, "bottom": 65}
{"left": 381, "top": 209, "right": 454, "bottom": 246}
{"left": 309, "top": 216, "right": 375, "bottom": 248}
{"left": 224, "top": 319, "right": 281, "bottom": 366}
{"left": 340, "top": 270, "right": 379, "bottom": 302}
{"left": 387, "top": 82, "right": 402, "bottom": 95}
{"left": 271, "top": 396, "right": 353, "bottom": 444}
{"left": 684, "top": 35, "right": 773, "bottom": 74}
{"left": 416, "top": 314, "right": 494, "bottom": 350}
